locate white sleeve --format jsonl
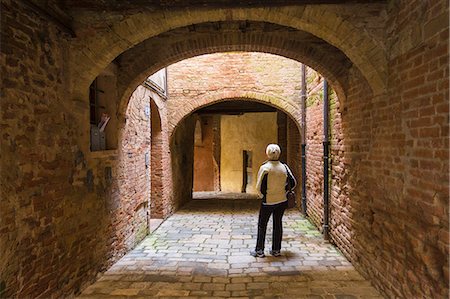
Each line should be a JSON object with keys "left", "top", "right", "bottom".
{"left": 255, "top": 165, "right": 267, "bottom": 199}
{"left": 285, "top": 164, "right": 297, "bottom": 189}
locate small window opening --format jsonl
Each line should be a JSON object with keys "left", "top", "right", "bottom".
{"left": 89, "top": 63, "right": 119, "bottom": 152}
{"left": 242, "top": 150, "right": 253, "bottom": 193}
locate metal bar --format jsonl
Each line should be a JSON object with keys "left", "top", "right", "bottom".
{"left": 242, "top": 151, "right": 247, "bottom": 193}
{"left": 143, "top": 80, "right": 168, "bottom": 100}
{"left": 300, "top": 64, "right": 307, "bottom": 216}
{"left": 323, "top": 79, "right": 330, "bottom": 240}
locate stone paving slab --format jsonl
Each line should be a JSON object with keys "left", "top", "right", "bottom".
{"left": 78, "top": 194, "right": 382, "bottom": 298}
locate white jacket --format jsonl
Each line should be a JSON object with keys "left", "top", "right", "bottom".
{"left": 255, "top": 160, "right": 297, "bottom": 205}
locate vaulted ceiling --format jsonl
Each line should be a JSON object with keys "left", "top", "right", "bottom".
{"left": 196, "top": 100, "right": 277, "bottom": 115}
{"left": 59, "top": 0, "right": 386, "bottom": 11}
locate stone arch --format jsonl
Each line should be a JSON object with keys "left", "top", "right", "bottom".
{"left": 115, "top": 22, "right": 350, "bottom": 119}
{"left": 169, "top": 91, "right": 301, "bottom": 139}
{"left": 70, "top": 5, "right": 386, "bottom": 100}
{"left": 171, "top": 94, "right": 303, "bottom": 202}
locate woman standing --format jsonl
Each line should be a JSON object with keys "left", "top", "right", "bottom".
{"left": 250, "top": 144, "right": 297, "bottom": 258}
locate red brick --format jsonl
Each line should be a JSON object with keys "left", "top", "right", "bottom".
{"left": 419, "top": 159, "right": 443, "bottom": 170}
{"left": 436, "top": 103, "right": 449, "bottom": 113}
{"left": 419, "top": 127, "right": 440, "bottom": 138}
{"left": 408, "top": 117, "right": 432, "bottom": 128}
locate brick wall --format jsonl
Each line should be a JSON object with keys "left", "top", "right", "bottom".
{"left": 287, "top": 117, "right": 302, "bottom": 206}
{"left": 167, "top": 52, "right": 303, "bottom": 136}
{"left": 331, "top": 1, "right": 449, "bottom": 297}
{"left": 367, "top": 0, "right": 448, "bottom": 297}
{"left": 116, "top": 85, "right": 152, "bottom": 252}
{"left": 325, "top": 1, "right": 450, "bottom": 293}
{"left": 305, "top": 71, "right": 325, "bottom": 226}
{"left": 304, "top": 70, "right": 345, "bottom": 236}
{"left": 0, "top": 4, "right": 161, "bottom": 293}
{"left": 0, "top": 2, "right": 92, "bottom": 297}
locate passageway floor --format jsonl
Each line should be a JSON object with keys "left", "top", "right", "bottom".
{"left": 78, "top": 195, "right": 382, "bottom": 299}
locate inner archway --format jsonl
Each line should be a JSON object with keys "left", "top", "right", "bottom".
{"left": 182, "top": 99, "right": 301, "bottom": 198}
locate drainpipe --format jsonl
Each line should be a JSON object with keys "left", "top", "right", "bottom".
{"left": 300, "top": 64, "right": 307, "bottom": 216}
{"left": 323, "top": 79, "right": 330, "bottom": 240}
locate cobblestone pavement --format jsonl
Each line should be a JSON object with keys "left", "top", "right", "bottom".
{"left": 79, "top": 195, "right": 382, "bottom": 299}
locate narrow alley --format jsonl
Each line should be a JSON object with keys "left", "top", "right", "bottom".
{"left": 79, "top": 194, "right": 381, "bottom": 298}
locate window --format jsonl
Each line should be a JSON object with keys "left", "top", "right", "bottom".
{"left": 89, "top": 63, "right": 118, "bottom": 151}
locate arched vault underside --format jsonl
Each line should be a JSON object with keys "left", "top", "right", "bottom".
{"left": 115, "top": 21, "right": 354, "bottom": 118}
{"left": 68, "top": 4, "right": 387, "bottom": 102}
{"left": 169, "top": 93, "right": 301, "bottom": 139}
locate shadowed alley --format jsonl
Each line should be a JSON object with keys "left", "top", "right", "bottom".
{"left": 79, "top": 195, "right": 381, "bottom": 298}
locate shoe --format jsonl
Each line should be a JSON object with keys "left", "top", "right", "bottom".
{"left": 250, "top": 249, "right": 265, "bottom": 258}
{"left": 270, "top": 250, "right": 281, "bottom": 257}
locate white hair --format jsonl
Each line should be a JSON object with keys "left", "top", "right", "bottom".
{"left": 266, "top": 144, "right": 281, "bottom": 160}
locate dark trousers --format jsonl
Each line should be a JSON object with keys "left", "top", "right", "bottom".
{"left": 256, "top": 201, "right": 287, "bottom": 251}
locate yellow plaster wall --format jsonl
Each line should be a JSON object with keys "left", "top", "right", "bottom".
{"left": 220, "top": 112, "right": 278, "bottom": 193}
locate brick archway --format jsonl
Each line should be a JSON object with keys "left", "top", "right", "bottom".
{"left": 169, "top": 92, "right": 301, "bottom": 139}
{"left": 170, "top": 94, "right": 303, "bottom": 212}
{"left": 69, "top": 4, "right": 387, "bottom": 100}
{"left": 115, "top": 21, "right": 350, "bottom": 120}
